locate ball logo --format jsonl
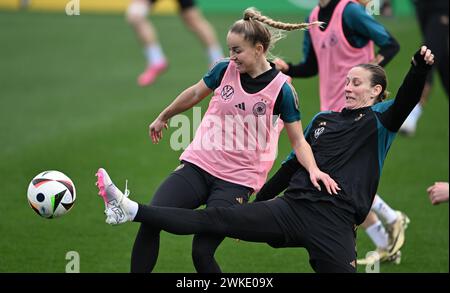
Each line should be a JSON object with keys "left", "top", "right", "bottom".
{"left": 252, "top": 101, "right": 267, "bottom": 116}
{"left": 27, "top": 170, "right": 76, "bottom": 219}
{"left": 221, "top": 85, "right": 234, "bottom": 102}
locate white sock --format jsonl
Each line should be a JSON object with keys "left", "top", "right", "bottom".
{"left": 207, "top": 45, "right": 224, "bottom": 65}
{"left": 365, "top": 220, "right": 389, "bottom": 249}
{"left": 126, "top": 199, "right": 139, "bottom": 221}
{"left": 144, "top": 44, "right": 166, "bottom": 66}
{"left": 405, "top": 103, "right": 423, "bottom": 125}
{"left": 371, "top": 194, "right": 398, "bottom": 224}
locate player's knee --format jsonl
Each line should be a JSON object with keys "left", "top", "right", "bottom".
{"left": 181, "top": 8, "right": 203, "bottom": 32}
{"left": 126, "top": 0, "right": 149, "bottom": 25}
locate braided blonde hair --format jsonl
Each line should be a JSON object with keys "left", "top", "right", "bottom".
{"left": 230, "top": 7, "right": 323, "bottom": 57}
{"left": 243, "top": 7, "right": 320, "bottom": 31}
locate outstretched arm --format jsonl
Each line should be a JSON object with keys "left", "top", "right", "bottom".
{"left": 273, "top": 30, "right": 318, "bottom": 78}
{"left": 378, "top": 46, "right": 434, "bottom": 131}
{"left": 284, "top": 121, "right": 340, "bottom": 195}
{"left": 149, "top": 80, "right": 212, "bottom": 143}
{"left": 344, "top": 2, "right": 400, "bottom": 67}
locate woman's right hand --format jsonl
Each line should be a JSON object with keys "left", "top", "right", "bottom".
{"left": 309, "top": 167, "right": 341, "bottom": 195}
{"left": 149, "top": 117, "right": 168, "bottom": 144}
{"left": 273, "top": 58, "right": 289, "bottom": 72}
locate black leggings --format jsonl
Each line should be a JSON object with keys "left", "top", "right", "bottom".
{"left": 133, "top": 200, "right": 355, "bottom": 273}
{"left": 134, "top": 202, "right": 284, "bottom": 247}
{"left": 130, "top": 162, "right": 251, "bottom": 273}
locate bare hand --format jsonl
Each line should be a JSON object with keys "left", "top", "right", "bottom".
{"left": 309, "top": 168, "right": 341, "bottom": 195}
{"left": 273, "top": 58, "right": 289, "bottom": 72}
{"left": 149, "top": 117, "right": 168, "bottom": 144}
{"left": 427, "top": 182, "right": 449, "bottom": 205}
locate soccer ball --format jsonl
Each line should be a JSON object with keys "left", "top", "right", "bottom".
{"left": 27, "top": 170, "right": 76, "bottom": 218}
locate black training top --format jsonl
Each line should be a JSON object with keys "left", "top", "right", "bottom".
{"left": 284, "top": 54, "right": 431, "bottom": 225}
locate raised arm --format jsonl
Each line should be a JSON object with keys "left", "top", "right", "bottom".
{"left": 284, "top": 121, "right": 340, "bottom": 195}
{"left": 378, "top": 46, "right": 434, "bottom": 131}
{"left": 149, "top": 80, "right": 212, "bottom": 143}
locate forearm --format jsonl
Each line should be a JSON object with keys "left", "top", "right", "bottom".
{"left": 286, "top": 62, "right": 318, "bottom": 77}
{"left": 377, "top": 37, "right": 400, "bottom": 67}
{"left": 380, "top": 65, "right": 429, "bottom": 131}
{"left": 285, "top": 121, "right": 319, "bottom": 173}
{"left": 285, "top": 121, "right": 338, "bottom": 195}
{"left": 158, "top": 85, "right": 203, "bottom": 121}
{"left": 285, "top": 40, "right": 318, "bottom": 77}
{"left": 292, "top": 138, "right": 318, "bottom": 173}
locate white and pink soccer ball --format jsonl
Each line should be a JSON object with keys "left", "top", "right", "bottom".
{"left": 27, "top": 170, "right": 76, "bottom": 218}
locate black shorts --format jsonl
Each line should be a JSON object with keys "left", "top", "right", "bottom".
{"left": 263, "top": 196, "right": 357, "bottom": 273}
{"left": 149, "top": 0, "right": 195, "bottom": 11}
{"left": 150, "top": 161, "right": 252, "bottom": 209}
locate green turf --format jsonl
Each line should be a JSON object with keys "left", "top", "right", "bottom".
{"left": 0, "top": 11, "right": 447, "bottom": 273}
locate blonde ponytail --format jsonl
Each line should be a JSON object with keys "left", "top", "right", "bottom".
{"left": 243, "top": 7, "right": 323, "bottom": 31}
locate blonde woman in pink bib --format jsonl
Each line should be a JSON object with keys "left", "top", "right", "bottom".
{"left": 97, "top": 8, "right": 339, "bottom": 273}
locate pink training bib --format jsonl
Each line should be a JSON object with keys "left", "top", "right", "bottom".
{"left": 181, "top": 61, "right": 288, "bottom": 191}
{"left": 309, "top": 0, "right": 375, "bottom": 111}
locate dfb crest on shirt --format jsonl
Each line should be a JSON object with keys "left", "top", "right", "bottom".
{"left": 252, "top": 101, "right": 267, "bottom": 116}
{"left": 221, "top": 85, "right": 234, "bottom": 102}
{"left": 314, "top": 126, "right": 325, "bottom": 139}
{"left": 329, "top": 31, "right": 338, "bottom": 47}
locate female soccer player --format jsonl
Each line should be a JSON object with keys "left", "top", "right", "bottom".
{"left": 96, "top": 46, "right": 434, "bottom": 273}
{"left": 265, "top": 0, "right": 407, "bottom": 264}
{"left": 99, "top": 8, "right": 338, "bottom": 273}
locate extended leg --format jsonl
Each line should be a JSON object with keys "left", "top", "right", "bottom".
{"left": 134, "top": 201, "right": 284, "bottom": 244}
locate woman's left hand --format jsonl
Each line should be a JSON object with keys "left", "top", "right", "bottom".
{"left": 273, "top": 58, "right": 289, "bottom": 72}
{"left": 412, "top": 45, "right": 435, "bottom": 67}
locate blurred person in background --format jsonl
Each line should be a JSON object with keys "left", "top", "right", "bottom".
{"left": 126, "top": 0, "right": 224, "bottom": 86}
{"left": 399, "top": 0, "right": 449, "bottom": 136}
